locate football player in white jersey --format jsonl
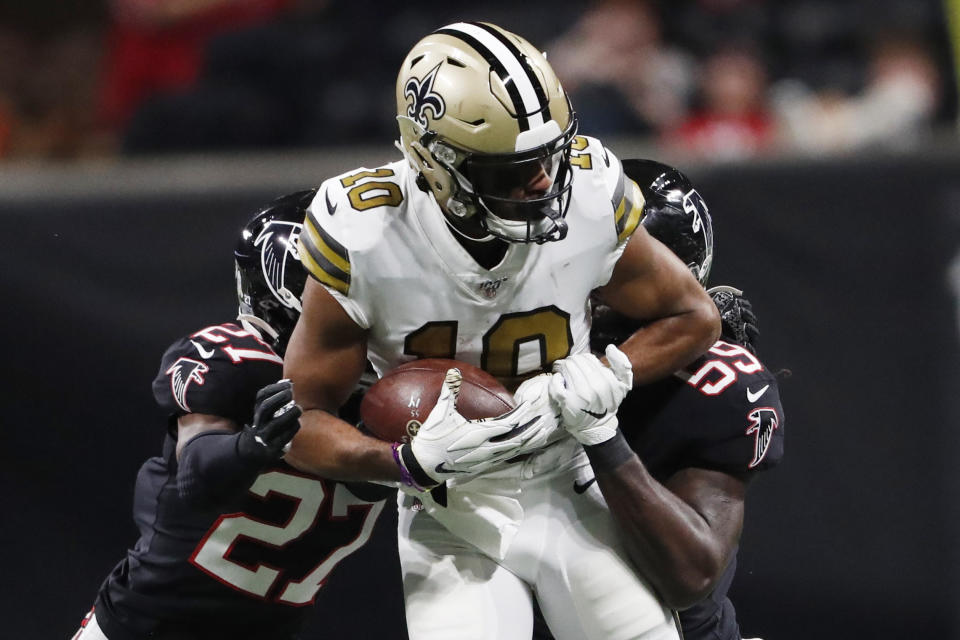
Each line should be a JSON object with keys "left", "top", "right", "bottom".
{"left": 282, "top": 22, "right": 720, "bottom": 640}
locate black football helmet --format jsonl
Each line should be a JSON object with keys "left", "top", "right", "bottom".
{"left": 235, "top": 189, "right": 314, "bottom": 356}
{"left": 591, "top": 160, "right": 715, "bottom": 351}
{"left": 623, "top": 159, "right": 713, "bottom": 286}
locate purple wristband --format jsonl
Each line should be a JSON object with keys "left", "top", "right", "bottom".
{"left": 391, "top": 443, "right": 425, "bottom": 491}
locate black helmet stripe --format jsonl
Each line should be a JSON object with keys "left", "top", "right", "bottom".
{"left": 469, "top": 21, "right": 551, "bottom": 123}
{"left": 434, "top": 27, "right": 528, "bottom": 131}
{"left": 435, "top": 23, "right": 548, "bottom": 131}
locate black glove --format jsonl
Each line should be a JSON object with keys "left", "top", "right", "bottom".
{"left": 589, "top": 302, "right": 641, "bottom": 352}
{"left": 237, "top": 379, "right": 302, "bottom": 465}
{"left": 708, "top": 285, "right": 760, "bottom": 354}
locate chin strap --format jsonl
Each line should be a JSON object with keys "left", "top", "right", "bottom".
{"left": 540, "top": 204, "right": 569, "bottom": 242}
{"left": 442, "top": 212, "right": 497, "bottom": 243}
{"left": 237, "top": 313, "right": 277, "bottom": 341}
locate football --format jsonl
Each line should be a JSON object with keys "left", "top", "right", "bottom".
{"left": 359, "top": 358, "right": 515, "bottom": 443}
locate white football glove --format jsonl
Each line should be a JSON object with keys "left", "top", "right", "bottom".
{"left": 397, "top": 368, "right": 556, "bottom": 490}
{"left": 509, "top": 373, "right": 563, "bottom": 454}
{"left": 549, "top": 344, "right": 633, "bottom": 446}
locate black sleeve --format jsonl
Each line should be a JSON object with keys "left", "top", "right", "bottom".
{"left": 152, "top": 321, "right": 284, "bottom": 427}
{"left": 177, "top": 430, "right": 263, "bottom": 506}
{"left": 686, "top": 376, "right": 785, "bottom": 474}
{"left": 342, "top": 481, "right": 397, "bottom": 502}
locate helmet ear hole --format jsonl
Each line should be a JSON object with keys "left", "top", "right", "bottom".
{"left": 415, "top": 173, "right": 431, "bottom": 194}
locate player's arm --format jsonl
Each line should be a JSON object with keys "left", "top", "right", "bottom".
{"left": 285, "top": 279, "right": 560, "bottom": 488}
{"left": 282, "top": 278, "right": 402, "bottom": 482}
{"left": 541, "top": 228, "right": 718, "bottom": 442}
{"left": 175, "top": 381, "right": 301, "bottom": 506}
{"left": 594, "top": 225, "right": 720, "bottom": 384}
{"left": 585, "top": 289, "right": 776, "bottom": 609}
{"left": 592, "top": 457, "right": 746, "bottom": 610}
{"left": 176, "top": 414, "right": 239, "bottom": 459}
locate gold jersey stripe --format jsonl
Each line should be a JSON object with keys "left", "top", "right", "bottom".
{"left": 300, "top": 230, "right": 351, "bottom": 284}
{"left": 615, "top": 178, "right": 645, "bottom": 242}
{"left": 609, "top": 164, "right": 625, "bottom": 211}
{"left": 303, "top": 215, "right": 351, "bottom": 275}
{"left": 299, "top": 214, "right": 352, "bottom": 295}
{"left": 300, "top": 245, "right": 350, "bottom": 295}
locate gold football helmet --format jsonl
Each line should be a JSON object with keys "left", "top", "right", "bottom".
{"left": 396, "top": 22, "right": 577, "bottom": 243}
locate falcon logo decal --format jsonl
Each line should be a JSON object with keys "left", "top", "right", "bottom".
{"left": 682, "top": 188, "right": 713, "bottom": 282}
{"left": 166, "top": 357, "right": 210, "bottom": 412}
{"left": 254, "top": 220, "right": 303, "bottom": 311}
{"left": 404, "top": 63, "right": 446, "bottom": 128}
{"left": 683, "top": 189, "right": 708, "bottom": 233}
{"left": 746, "top": 407, "right": 780, "bottom": 469}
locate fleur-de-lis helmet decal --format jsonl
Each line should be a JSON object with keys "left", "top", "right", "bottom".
{"left": 404, "top": 63, "right": 446, "bottom": 128}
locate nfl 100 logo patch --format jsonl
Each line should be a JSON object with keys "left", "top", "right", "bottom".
{"left": 478, "top": 276, "right": 508, "bottom": 299}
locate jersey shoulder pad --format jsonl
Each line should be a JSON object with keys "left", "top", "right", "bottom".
{"left": 676, "top": 340, "right": 785, "bottom": 473}
{"left": 570, "top": 136, "right": 643, "bottom": 242}
{"left": 152, "top": 322, "right": 283, "bottom": 426}
{"left": 300, "top": 162, "right": 406, "bottom": 296}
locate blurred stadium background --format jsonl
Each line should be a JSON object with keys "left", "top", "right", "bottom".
{"left": 3, "top": 0, "right": 959, "bottom": 638}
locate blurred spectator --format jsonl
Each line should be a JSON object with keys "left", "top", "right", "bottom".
{"left": 664, "top": 44, "right": 776, "bottom": 160}
{"left": 0, "top": 0, "right": 952, "bottom": 160}
{"left": 0, "top": 98, "right": 11, "bottom": 157}
{"left": 0, "top": 28, "right": 23, "bottom": 158}
{"left": 548, "top": 0, "right": 695, "bottom": 136}
{"left": 772, "top": 34, "right": 941, "bottom": 153}
{"left": 0, "top": 27, "right": 105, "bottom": 159}
{"left": 119, "top": 0, "right": 371, "bottom": 154}
{"left": 98, "top": 0, "right": 294, "bottom": 131}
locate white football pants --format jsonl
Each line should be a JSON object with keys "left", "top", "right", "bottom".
{"left": 398, "top": 437, "right": 679, "bottom": 640}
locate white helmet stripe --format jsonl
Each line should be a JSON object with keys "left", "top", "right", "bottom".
{"left": 470, "top": 21, "right": 551, "bottom": 123}
{"left": 440, "top": 22, "right": 546, "bottom": 130}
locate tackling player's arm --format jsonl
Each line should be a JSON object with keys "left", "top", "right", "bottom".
{"left": 176, "top": 414, "right": 238, "bottom": 458}
{"left": 594, "top": 459, "right": 746, "bottom": 609}
{"left": 174, "top": 415, "right": 246, "bottom": 506}
{"left": 587, "top": 288, "right": 779, "bottom": 610}
{"left": 282, "top": 278, "right": 403, "bottom": 482}
{"left": 595, "top": 224, "right": 720, "bottom": 385}
{"left": 174, "top": 381, "right": 301, "bottom": 506}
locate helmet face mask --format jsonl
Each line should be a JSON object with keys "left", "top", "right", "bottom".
{"left": 234, "top": 190, "right": 313, "bottom": 355}
{"left": 396, "top": 22, "right": 577, "bottom": 244}
{"left": 464, "top": 126, "right": 576, "bottom": 243}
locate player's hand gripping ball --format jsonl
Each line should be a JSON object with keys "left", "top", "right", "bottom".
{"left": 360, "top": 359, "right": 515, "bottom": 443}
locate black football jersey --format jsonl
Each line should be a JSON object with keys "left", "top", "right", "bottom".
{"left": 621, "top": 339, "right": 785, "bottom": 640}
{"left": 94, "top": 322, "right": 386, "bottom": 640}
{"left": 622, "top": 339, "right": 784, "bottom": 479}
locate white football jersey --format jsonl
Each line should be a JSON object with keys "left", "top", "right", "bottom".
{"left": 299, "top": 135, "right": 645, "bottom": 388}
